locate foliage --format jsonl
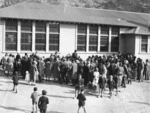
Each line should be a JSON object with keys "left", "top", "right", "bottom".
{"left": 0, "top": 0, "right": 150, "bottom": 13}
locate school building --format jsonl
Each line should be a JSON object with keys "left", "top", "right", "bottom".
{"left": 0, "top": 2, "right": 150, "bottom": 60}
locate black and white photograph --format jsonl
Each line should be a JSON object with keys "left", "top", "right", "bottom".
{"left": 0, "top": 0, "right": 150, "bottom": 113}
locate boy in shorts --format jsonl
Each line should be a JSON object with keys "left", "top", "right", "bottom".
{"left": 77, "top": 89, "right": 86, "bottom": 113}
{"left": 31, "top": 87, "right": 39, "bottom": 113}
{"left": 74, "top": 74, "right": 84, "bottom": 98}
{"left": 12, "top": 71, "right": 19, "bottom": 93}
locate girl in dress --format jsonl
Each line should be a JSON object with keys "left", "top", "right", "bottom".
{"left": 92, "top": 68, "right": 100, "bottom": 91}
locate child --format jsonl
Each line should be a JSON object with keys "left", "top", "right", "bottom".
{"left": 25, "top": 71, "right": 30, "bottom": 85}
{"left": 74, "top": 74, "right": 84, "bottom": 98}
{"left": 107, "top": 75, "right": 115, "bottom": 98}
{"left": 38, "top": 90, "right": 49, "bottom": 113}
{"left": 98, "top": 74, "right": 106, "bottom": 98}
{"left": 31, "top": 87, "right": 39, "bottom": 113}
{"left": 12, "top": 71, "right": 19, "bottom": 93}
{"left": 77, "top": 89, "right": 86, "bottom": 113}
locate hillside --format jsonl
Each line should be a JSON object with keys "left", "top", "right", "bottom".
{"left": 0, "top": 0, "right": 150, "bottom": 13}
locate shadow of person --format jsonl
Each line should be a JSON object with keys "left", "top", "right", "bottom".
{"left": 0, "top": 105, "right": 30, "bottom": 112}
{"left": 47, "top": 111, "right": 64, "bottom": 113}
{"left": 47, "top": 94, "right": 73, "bottom": 99}
{"left": 129, "top": 101, "right": 150, "bottom": 106}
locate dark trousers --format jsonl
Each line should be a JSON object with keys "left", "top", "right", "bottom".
{"left": 40, "top": 109, "right": 46, "bottom": 113}
{"left": 122, "top": 76, "right": 126, "bottom": 87}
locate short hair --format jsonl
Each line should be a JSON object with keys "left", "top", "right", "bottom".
{"left": 34, "top": 87, "right": 37, "bottom": 91}
{"left": 80, "top": 88, "right": 84, "bottom": 92}
{"left": 42, "top": 90, "right": 47, "bottom": 95}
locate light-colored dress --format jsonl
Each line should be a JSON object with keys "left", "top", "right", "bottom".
{"left": 93, "top": 71, "right": 100, "bottom": 85}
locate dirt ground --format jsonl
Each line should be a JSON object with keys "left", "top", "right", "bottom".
{"left": 0, "top": 73, "right": 150, "bottom": 113}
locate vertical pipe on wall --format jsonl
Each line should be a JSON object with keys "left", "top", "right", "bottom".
{"left": 98, "top": 26, "right": 101, "bottom": 52}
{"left": 86, "top": 25, "right": 89, "bottom": 52}
{"left": 17, "top": 20, "right": 21, "bottom": 53}
{"left": 109, "top": 27, "right": 112, "bottom": 52}
{"left": 46, "top": 22, "right": 49, "bottom": 52}
{"left": 32, "top": 21, "right": 35, "bottom": 53}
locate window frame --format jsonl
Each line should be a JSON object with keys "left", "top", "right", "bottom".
{"left": 141, "top": 35, "right": 148, "bottom": 53}
{"left": 49, "top": 23, "right": 60, "bottom": 51}
{"left": 21, "top": 21, "right": 32, "bottom": 51}
{"left": 5, "top": 20, "right": 18, "bottom": 51}
{"left": 77, "top": 24, "right": 87, "bottom": 52}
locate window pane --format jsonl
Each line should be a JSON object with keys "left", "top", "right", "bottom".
{"left": 35, "top": 33, "right": 46, "bottom": 51}
{"left": 49, "top": 34, "right": 59, "bottom": 51}
{"left": 141, "top": 44, "right": 147, "bottom": 52}
{"left": 5, "top": 32, "right": 17, "bottom": 51}
{"left": 21, "top": 33, "right": 32, "bottom": 51}
{"left": 111, "top": 36, "right": 119, "bottom": 52}
{"left": 77, "top": 46, "right": 86, "bottom": 51}
{"left": 78, "top": 25, "right": 87, "bottom": 34}
{"left": 89, "top": 36, "right": 98, "bottom": 45}
{"left": 21, "top": 21, "right": 32, "bottom": 32}
{"left": 49, "top": 45, "right": 59, "bottom": 51}
{"left": 77, "top": 35, "right": 86, "bottom": 51}
{"left": 6, "top": 20, "right": 17, "bottom": 31}
{"left": 89, "top": 36, "right": 98, "bottom": 51}
{"left": 100, "top": 36, "right": 108, "bottom": 52}
{"left": 77, "top": 35, "right": 86, "bottom": 44}
{"left": 141, "top": 35, "right": 148, "bottom": 52}
{"left": 49, "top": 24, "right": 59, "bottom": 33}
{"left": 36, "top": 22, "right": 46, "bottom": 32}
{"left": 101, "top": 26, "right": 109, "bottom": 35}
{"left": 89, "top": 25, "right": 98, "bottom": 35}
{"left": 112, "top": 26, "right": 119, "bottom": 35}
{"left": 89, "top": 46, "right": 97, "bottom": 51}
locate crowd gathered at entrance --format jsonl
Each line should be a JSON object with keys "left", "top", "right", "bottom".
{"left": 1, "top": 50, "right": 150, "bottom": 113}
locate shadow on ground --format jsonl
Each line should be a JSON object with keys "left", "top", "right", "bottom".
{"left": 47, "top": 111, "right": 64, "bottom": 113}
{"left": 47, "top": 94, "right": 73, "bottom": 99}
{"left": 129, "top": 101, "right": 150, "bottom": 106}
{"left": 0, "top": 105, "right": 30, "bottom": 112}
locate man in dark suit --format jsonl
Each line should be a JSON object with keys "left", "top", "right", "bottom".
{"left": 38, "top": 90, "right": 49, "bottom": 113}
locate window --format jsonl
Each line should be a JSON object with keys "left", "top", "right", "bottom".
{"left": 112, "top": 26, "right": 119, "bottom": 35}
{"left": 49, "top": 24, "right": 59, "bottom": 51}
{"left": 101, "top": 26, "right": 109, "bottom": 35}
{"left": 36, "top": 22, "right": 46, "bottom": 32}
{"left": 21, "top": 33, "right": 32, "bottom": 51}
{"left": 100, "top": 36, "right": 109, "bottom": 52}
{"left": 77, "top": 35, "right": 86, "bottom": 51}
{"left": 89, "top": 25, "right": 98, "bottom": 51}
{"left": 21, "top": 21, "right": 32, "bottom": 32}
{"left": 78, "top": 25, "right": 87, "bottom": 34}
{"left": 5, "top": 20, "right": 17, "bottom": 51}
{"left": 141, "top": 35, "right": 148, "bottom": 52}
{"left": 111, "top": 26, "right": 119, "bottom": 52}
{"left": 21, "top": 21, "right": 32, "bottom": 51}
{"left": 100, "top": 26, "right": 109, "bottom": 52}
{"left": 35, "top": 33, "right": 46, "bottom": 51}
{"left": 35, "top": 22, "right": 46, "bottom": 51}
{"left": 6, "top": 20, "right": 17, "bottom": 31}
{"left": 111, "top": 36, "right": 119, "bottom": 52}
{"left": 77, "top": 25, "right": 87, "bottom": 51}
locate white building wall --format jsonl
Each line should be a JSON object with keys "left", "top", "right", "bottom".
{"left": 135, "top": 35, "right": 150, "bottom": 61}
{"left": 59, "top": 24, "right": 76, "bottom": 56}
